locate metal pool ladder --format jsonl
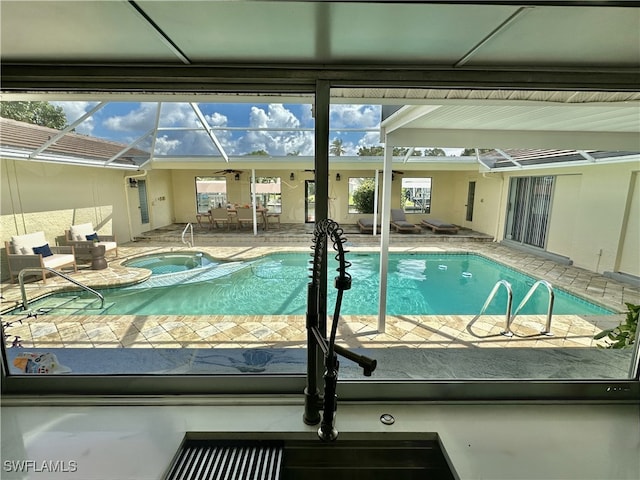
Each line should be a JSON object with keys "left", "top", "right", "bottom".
{"left": 477, "top": 280, "right": 513, "bottom": 336}
{"left": 477, "top": 279, "right": 555, "bottom": 337}
{"left": 508, "top": 280, "right": 555, "bottom": 336}
{"left": 18, "top": 267, "right": 105, "bottom": 312}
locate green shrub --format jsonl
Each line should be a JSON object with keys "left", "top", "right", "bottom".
{"left": 594, "top": 302, "right": 639, "bottom": 349}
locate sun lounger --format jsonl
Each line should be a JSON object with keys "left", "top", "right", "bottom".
{"left": 357, "top": 217, "right": 379, "bottom": 234}
{"left": 390, "top": 209, "right": 420, "bottom": 233}
{"left": 420, "top": 218, "right": 459, "bottom": 234}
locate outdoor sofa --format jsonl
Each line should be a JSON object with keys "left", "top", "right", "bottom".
{"left": 65, "top": 223, "right": 118, "bottom": 261}
{"left": 5, "top": 231, "right": 77, "bottom": 283}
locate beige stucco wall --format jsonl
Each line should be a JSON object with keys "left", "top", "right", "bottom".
{"left": 1, "top": 160, "right": 128, "bottom": 242}
{"left": 616, "top": 171, "right": 640, "bottom": 278}
{"left": 496, "top": 162, "right": 640, "bottom": 273}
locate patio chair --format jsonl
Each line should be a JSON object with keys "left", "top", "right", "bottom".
{"left": 210, "top": 208, "right": 232, "bottom": 230}
{"left": 390, "top": 209, "right": 420, "bottom": 233}
{"left": 264, "top": 211, "right": 281, "bottom": 230}
{"left": 5, "top": 231, "right": 77, "bottom": 283}
{"left": 65, "top": 223, "right": 118, "bottom": 261}
{"left": 420, "top": 218, "right": 459, "bottom": 234}
{"left": 235, "top": 207, "right": 256, "bottom": 229}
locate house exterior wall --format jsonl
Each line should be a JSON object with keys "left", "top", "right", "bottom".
{"left": 2, "top": 158, "right": 638, "bottom": 281}
{"left": 1, "top": 159, "right": 128, "bottom": 241}
{"left": 618, "top": 172, "right": 640, "bottom": 277}
{"left": 125, "top": 170, "right": 175, "bottom": 240}
{"left": 0, "top": 160, "right": 123, "bottom": 281}
{"left": 496, "top": 162, "right": 640, "bottom": 274}
{"left": 0, "top": 160, "right": 176, "bottom": 281}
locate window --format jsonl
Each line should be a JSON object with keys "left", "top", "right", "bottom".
{"left": 401, "top": 177, "right": 431, "bottom": 213}
{"left": 348, "top": 177, "right": 375, "bottom": 214}
{"left": 1, "top": 86, "right": 637, "bottom": 403}
{"left": 196, "top": 176, "right": 227, "bottom": 212}
{"left": 253, "top": 177, "right": 282, "bottom": 213}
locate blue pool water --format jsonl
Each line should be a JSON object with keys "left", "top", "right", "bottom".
{"left": 29, "top": 253, "right": 612, "bottom": 316}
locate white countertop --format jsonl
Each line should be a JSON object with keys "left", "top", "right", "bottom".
{"left": 2, "top": 399, "right": 639, "bottom": 479}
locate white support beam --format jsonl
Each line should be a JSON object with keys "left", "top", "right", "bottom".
{"left": 29, "top": 102, "right": 107, "bottom": 158}
{"left": 105, "top": 128, "right": 155, "bottom": 166}
{"left": 496, "top": 148, "right": 522, "bottom": 167}
{"left": 387, "top": 128, "right": 640, "bottom": 151}
{"left": 377, "top": 141, "right": 394, "bottom": 333}
{"left": 190, "top": 102, "right": 230, "bottom": 162}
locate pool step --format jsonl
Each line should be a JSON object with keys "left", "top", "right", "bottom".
{"left": 30, "top": 296, "right": 117, "bottom": 316}
{"left": 123, "top": 261, "right": 250, "bottom": 289}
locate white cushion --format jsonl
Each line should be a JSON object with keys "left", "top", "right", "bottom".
{"left": 11, "top": 231, "right": 47, "bottom": 255}
{"left": 42, "top": 254, "right": 75, "bottom": 269}
{"left": 70, "top": 223, "right": 94, "bottom": 241}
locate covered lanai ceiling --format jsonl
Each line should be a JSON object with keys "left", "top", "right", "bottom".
{"left": 1, "top": 1, "right": 639, "bottom": 171}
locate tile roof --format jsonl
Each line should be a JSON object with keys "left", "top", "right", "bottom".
{"left": 0, "top": 117, "right": 149, "bottom": 167}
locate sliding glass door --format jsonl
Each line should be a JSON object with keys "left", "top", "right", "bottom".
{"left": 505, "top": 176, "right": 554, "bottom": 249}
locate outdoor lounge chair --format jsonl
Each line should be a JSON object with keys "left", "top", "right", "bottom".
{"left": 5, "top": 231, "right": 77, "bottom": 283}
{"left": 357, "top": 217, "right": 379, "bottom": 234}
{"left": 390, "top": 209, "right": 420, "bottom": 233}
{"left": 420, "top": 218, "right": 459, "bottom": 234}
{"left": 65, "top": 223, "right": 118, "bottom": 261}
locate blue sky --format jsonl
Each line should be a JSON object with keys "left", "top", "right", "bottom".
{"left": 53, "top": 101, "right": 385, "bottom": 157}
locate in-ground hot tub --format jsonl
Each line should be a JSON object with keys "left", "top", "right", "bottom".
{"left": 123, "top": 251, "right": 218, "bottom": 275}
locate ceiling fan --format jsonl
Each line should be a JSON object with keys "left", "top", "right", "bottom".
{"left": 214, "top": 169, "right": 243, "bottom": 175}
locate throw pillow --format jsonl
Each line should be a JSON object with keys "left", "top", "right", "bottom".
{"left": 86, "top": 232, "right": 100, "bottom": 242}
{"left": 33, "top": 244, "right": 53, "bottom": 257}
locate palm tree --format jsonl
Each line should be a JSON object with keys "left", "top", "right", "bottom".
{"left": 330, "top": 138, "right": 345, "bottom": 156}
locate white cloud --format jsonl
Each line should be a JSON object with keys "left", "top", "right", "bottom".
{"left": 153, "top": 135, "right": 182, "bottom": 156}
{"left": 103, "top": 103, "right": 158, "bottom": 131}
{"left": 51, "top": 101, "right": 99, "bottom": 135}
{"left": 249, "top": 104, "right": 300, "bottom": 129}
{"left": 330, "top": 105, "right": 381, "bottom": 129}
{"left": 239, "top": 104, "right": 312, "bottom": 155}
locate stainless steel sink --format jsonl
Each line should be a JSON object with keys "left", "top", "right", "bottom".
{"left": 165, "top": 432, "right": 458, "bottom": 480}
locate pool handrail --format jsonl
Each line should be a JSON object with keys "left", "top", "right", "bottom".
{"left": 18, "top": 267, "right": 105, "bottom": 311}
{"left": 509, "top": 280, "right": 555, "bottom": 336}
{"left": 181, "top": 223, "right": 194, "bottom": 248}
{"left": 477, "top": 279, "right": 514, "bottom": 337}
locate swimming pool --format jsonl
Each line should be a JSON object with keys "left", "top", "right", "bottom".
{"left": 26, "top": 253, "right": 613, "bottom": 316}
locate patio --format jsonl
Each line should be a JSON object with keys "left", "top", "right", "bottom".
{"left": 2, "top": 223, "right": 638, "bottom": 378}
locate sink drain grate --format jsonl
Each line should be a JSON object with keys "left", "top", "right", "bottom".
{"left": 165, "top": 440, "right": 283, "bottom": 480}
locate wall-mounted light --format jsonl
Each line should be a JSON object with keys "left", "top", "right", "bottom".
{"left": 290, "top": 172, "right": 295, "bottom": 181}
{"left": 336, "top": 173, "right": 341, "bottom": 181}
{"left": 391, "top": 173, "right": 396, "bottom": 181}
{"left": 128, "top": 178, "right": 138, "bottom": 188}
{"left": 234, "top": 173, "right": 240, "bottom": 181}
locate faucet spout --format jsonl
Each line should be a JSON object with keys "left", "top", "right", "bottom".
{"left": 303, "top": 219, "right": 377, "bottom": 441}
